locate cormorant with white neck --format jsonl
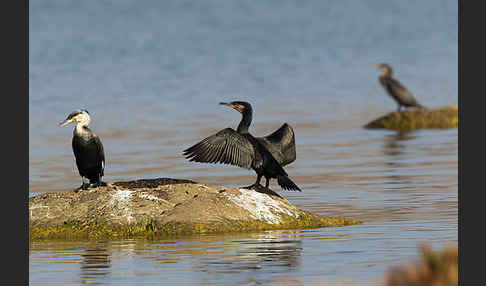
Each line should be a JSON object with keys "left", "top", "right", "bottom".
{"left": 374, "top": 63, "right": 425, "bottom": 112}
{"left": 59, "top": 109, "right": 106, "bottom": 190}
{"left": 183, "top": 101, "right": 301, "bottom": 191}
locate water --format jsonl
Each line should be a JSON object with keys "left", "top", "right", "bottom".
{"left": 29, "top": 0, "right": 458, "bottom": 285}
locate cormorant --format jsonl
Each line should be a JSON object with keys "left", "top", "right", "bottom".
{"left": 183, "top": 101, "right": 301, "bottom": 191}
{"left": 374, "top": 63, "right": 425, "bottom": 112}
{"left": 59, "top": 109, "right": 106, "bottom": 190}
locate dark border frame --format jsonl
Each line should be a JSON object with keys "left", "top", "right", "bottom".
{"left": 8, "top": 0, "right": 28, "bottom": 285}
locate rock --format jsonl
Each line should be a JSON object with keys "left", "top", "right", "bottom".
{"left": 381, "top": 244, "right": 458, "bottom": 286}
{"left": 364, "top": 104, "right": 458, "bottom": 131}
{"left": 29, "top": 178, "right": 359, "bottom": 240}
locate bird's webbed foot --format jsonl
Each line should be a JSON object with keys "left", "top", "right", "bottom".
{"left": 79, "top": 183, "right": 90, "bottom": 190}
{"left": 88, "top": 181, "right": 107, "bottom": 189}
{"left": 243, "top": 183, "right": 264, "bottom": 190}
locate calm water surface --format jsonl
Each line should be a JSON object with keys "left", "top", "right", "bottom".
{"left": 29, "top": 0, "right": 457, "bottom": 285}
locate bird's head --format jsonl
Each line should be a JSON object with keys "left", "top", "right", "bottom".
{"left": 219, "top": 101, "right": 252, "bottom": 114}
{"left": 59, "top": 109, "right": 91, "bottom": 127}
{"left": 373, "top": 63, "right": 393, "bottom": 75}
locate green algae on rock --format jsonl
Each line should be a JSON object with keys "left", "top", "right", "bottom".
{"left": 364, "top": 104, "right": 458, "bottom": 131}
{"left": 29, "top": 178, "right": 359, "bottom": 240}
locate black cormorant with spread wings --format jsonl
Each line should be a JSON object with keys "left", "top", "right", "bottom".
{"left": 374, "top": 63, "right": 425, "bottom": 112}
{"left": 59, "top": 109, "right": 106, "bottom": 190}
{"left": 183, "top": 101, "right": 301, "bottom": 191}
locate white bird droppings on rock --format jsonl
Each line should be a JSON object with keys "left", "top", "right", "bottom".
{"left": 110, "top": 189, "right": 133, "bottom": 204}
{"left": 137, "top": 193, "right": 162, "bottom": 201}
{"left": 108, "top": 188, "right": 134, "bottom": 223}
{"left": 225, "top": 189, "right": 300, "bottom": 224}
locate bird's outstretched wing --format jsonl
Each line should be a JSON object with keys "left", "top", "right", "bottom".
{"left": 257, "top": 123, "right": 296, "bottom": 166}
{"left": 183, "top": 128, "right": 255, "bottom": 169}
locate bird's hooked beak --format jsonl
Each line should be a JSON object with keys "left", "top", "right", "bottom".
{"left": 373, "top": 64, "right": 381, "bottom": 70}
{"left": 219, "top": 102, "right": 244, "bottom": 113}
{"left": 59, "top": 118, "right": 75, "bottom": 127}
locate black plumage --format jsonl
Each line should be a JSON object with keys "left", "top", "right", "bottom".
{"left": 183, "top": 101, "right": 301, "bottom": 191}
{"left": 257, "top": 123, "right": 296, "bottom": 167}
{"left": 374, "top": 63, "right": 425, "bottom": 112}
{"left": 59, "top": 109, "right": 106, "bottom": 189}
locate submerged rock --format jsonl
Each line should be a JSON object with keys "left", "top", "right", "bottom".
{"left": 29, "top": 178, "right": 359, "bottom": 240}
{"left": 364, "top": 104, "right": 458, "bottom": 131}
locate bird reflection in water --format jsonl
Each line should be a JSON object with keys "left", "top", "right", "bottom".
{"left": 194, "top": 231, "right": 302, "bottom": 277}
{"left": 79, "top": 246, "right": 111, "bottom": 284}
{"left": 383, "top": 131, "right": 416, "bottom": 157}
{"left": 382, "top": 131, "right": 417, "bottom": 189}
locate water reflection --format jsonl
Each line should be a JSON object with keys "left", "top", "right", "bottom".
{"left": 383, "top": 131, "right": 416, "bottom": 158}
{"left": 30, "top": 223, "right": 457, "bottom": 286}
{"left": 195, "top": 234, "right": 302, "bottom": 275}
{"left": 382, "top": 131, "right": 417, "bottom": 189}
{"left": 79, "top": 244, "right": 111, "bottom": 285}
{"left": 192, "top": 232, "right": 302, "bottom": 286}
{"left": 30, "top": 232, "right": 305, "bottom": 285}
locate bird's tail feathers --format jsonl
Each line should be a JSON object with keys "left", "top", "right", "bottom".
{"left": 277, "top": 175, "right": 301, "bottom": 192}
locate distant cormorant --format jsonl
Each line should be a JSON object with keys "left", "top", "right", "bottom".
{"left": 374, "top": 63, "right": 425, "bottom": 112}
{"left": 59, "top": 109, "right": 106, "bottom": 190}
{"left": 183, "top": 101, "right": 301, "bottom": 191}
